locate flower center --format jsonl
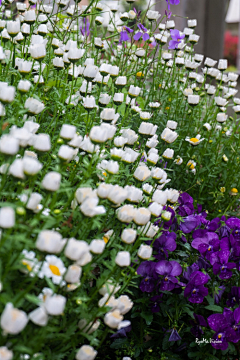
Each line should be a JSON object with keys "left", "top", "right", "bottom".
{"left": 22, "top": 260, "right": 32, "bottom": 272}
{"left": 49, "top": 264, "right": 61, "bottom": 276}
{"left": 218, "top": 333, "right": 222, "bottom": 339}
{"left": 103, "top": 236, "right": 108, "bottom": 244}
{"left": 145, "top": 277, "right": 149, "bottom": 282}
{"left": 231, "top": 188, "right": 238, "bottom": 193}
{"left": 164, "top": 277, "right": 168, "bottom": 281}
{"left": 190, "top": 138, "right": 199, "bottom": 143}
{"left": 208, "top": 246, "right": 211, "bottom": 251}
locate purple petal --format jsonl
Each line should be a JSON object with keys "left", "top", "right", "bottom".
{"left": 169, "top": 260, "right": 182, "bottom": 276}
{"left": 155, "top": 260, "right": 172, "bottom": 276}
{"left": 207, "top": 314, "right": 228, "bottom": 332}
{"left": 133, "top": 32, "right": 142, "bottom": 41}
{"left": 142, "top": 33, "right": 150, "bottom": 41}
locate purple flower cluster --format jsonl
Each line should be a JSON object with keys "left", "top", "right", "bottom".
{"left": 136, "top": 191, "right": 240, "bottom": 350}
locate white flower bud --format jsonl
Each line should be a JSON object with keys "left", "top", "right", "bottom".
{"left": 137, "top": 244, "right": 152, "bottom": 259}
{"left": 121, "top": 228, "right": 137, "bottom": 244}
{"left": 0, "top": 303, "right": 28, "bottom": 334}
{"left": 45, "top": 295, "right": 66, "bottom": 315}
{"left": 104, "top": 310, "right": 123, "bottom": 329}
{"left": 76, "top": 345, "right": 97, "bottom": 360}
{"left": 64, "top": 265, "right": 82, "bottom": 283}
{"left": 0, "top": 207, "right": 15, "bottom": 228}
{"left": 26, "top": 192, "right": 42, "bottom": 211}
{"left": 0, "top": 346, "right": 13, "bottom": 360}
{"left": 89, "top": 239, "right": 106, "bottom": 254}
{"left": 29, "top": 307, "right": 48, "bottom": 326}
{"left": 115, "top": 251, "right": 131, "bottom": 267}
{"left": 23, "top": 157, "right": 42, "bottom": 176}
{"left": 64, "top": 238, "right": 89, "bottom": 261}
{"left": 36, "top": 230, "right": 67, "bottom": 254}
{"left": 117, "top": 295, "right": 133, "bottom": 315}
{"left": 133, "top": 207, "right": 151, "bottom": 225}
{"left": 42, "top": 172, "right": 61, "bottom": 192}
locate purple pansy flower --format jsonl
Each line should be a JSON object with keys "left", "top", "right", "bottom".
{"left": 226, "top": 287, "right": 240, "bottom": 307}
{"left": 206, "top": 217, "right": 221, "bottom": 232}
{"left": 223, "top": 307, "right": 240, "bottom": 343}
{"left": 111, "top": 323, "right": 132, "bottom": 339}
{"left": 190, "top": 313, "right": 208, "bottom": 338}
{"left": 120, "top": 26, "right": 133, "bottom": 42}
{"left": 150, "top": 294, "right": 163, "bottom": 313}
{"left": 165, "top": 10, "right": 172, "bottom": 19}
{"left": 210, "top": 250, "right": 236, "bottom": 280}
{"left": 133, "top": 24, "right": 150, "bottom": 42}
{"left": 166, "top": 0, "right": 180, "bottom": 10}
{"left": 153, "top": 232, "right": 177, "bottom": 260}
{"left": 155, "top": 260, "right": 182, "bottom": 291}
{"left": 180, "top": 214, "right": 200, "bottom": 234}
{"left": 207, "top": 313, "right": 236, "bottom": 350}
{"left": 168, "top": 29, "right": 185, "bottom": 50}
{"left": 191, "top": 232, "right": 220, "bottom": 261}
{"left": 137, "top": 261, "right": 157, "bottom": 292}
{"left": 80, "top": 18, "right": 90, "bottom": 37}
{"left": 220, "top": 235, "right": 240, "bottom": 259}
{"left": 169, "top": 328, "right": 181, "bottom": 341}
{"left": 184, "top": 271, "right": 209, "bottom": 303}
{"left": 178, "top": 192, "right": 194, "bottom": 216}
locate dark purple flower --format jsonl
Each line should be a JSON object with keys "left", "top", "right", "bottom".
{"left": 220, "top": 235, "right": 240, "bottom": 259}
{"left": 226, "top": 217, "right": 240, "bottom": 230}
{"left": 180, "top": 214, "right": 200, "bottom": 234}
{"left": 155, "top": 260, "right": 182, "bottom": 291}
{"left": 133, "top": 24, "right": 150, "bottom": 42}
{"left": 150, "top": 295, "right": 163, "bottom": 313}
{"left": 110, "top": 323, "right": 132, "bottom": 339}
{"left": 210, "top": 250, "right": 236, "bottom": 280}
{"left": 169, "top": 328, "right": 181, "bottom": 341}
{"left": 197, "top": 256, "right": 211, "bottom": 270}
{"left": 120, "top": 26, "right": 133, "bottom": 42}
{"left": 182, "top": 263, "right": 199, "bottom": 282}
{"left": 184, "top": 271, "right": 209, "bottom": 303}
{"left": 206, "top": 217, "right": 221, "bottom": 232}
{"left": 80, "top": 18, "right": 90, "bottom": 37}
{"left": 190, "top": 313, "right": 208, "bottom": 338}
{"left": 191, "top": 232, "right": 220, "bottom": 261}
{"left": 166, "top": 0, "right": 180, "bottom": 11}
{"left": 137, "top": 261, "right": 157, "bottom": 292}
{"left": 208, "top": 313, "right": 236, "bottom": 350}
{"left": 168, "top": 29, "right": 185, "bottom": 50}
{"left": 178, "top": 192, "right": 194, "bottom": 216}
{"left": 223, "top": 307, "right": 240, "bottom": 343}
{"left": 226, "top": 287, "right": 240, "bottom": 307}
{"left": 153, "top": 232, "right": 177, "bottom": 259}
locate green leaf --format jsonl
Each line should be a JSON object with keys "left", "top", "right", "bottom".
{"left": 25, "top": 294, "right": 41, "bottom": 306}
{"left": 205, "top": 305, "right": 222, "bottom": 312}
{"left": 141, "top": 311, "right": 153, "bottom": 325}
{"left": 136, "top": 96, "right": 145, "bottom": 109}
{"left": 206, "top": 295, "right": 214, "bottom": 306}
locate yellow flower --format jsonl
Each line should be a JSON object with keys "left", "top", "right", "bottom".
{"left": 230, "top": 188, "right": 238, "bottom": 195}
{"left": 159, "top": 84, "right": 161, "bottom": 88}
{"left": 165, "top": 106, "right": 170, "bottom": 110}
{"left": 220, "top": 187, "right": 226, "bottom": 193}
{"left": 209, "top": 140, "right": 212, "bottom": 143}
{"left": 136, "top": 71, "right": 144, "bottom": 78}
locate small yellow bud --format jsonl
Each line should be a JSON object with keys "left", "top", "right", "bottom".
{"left": 54, "top": 209, "right": 61, "bottom": 214}
{"left": 16, "top": 207, "right": 26, "bottom": 215}
{"left": 220, "top": 187, "right": 226, "bottom": 193}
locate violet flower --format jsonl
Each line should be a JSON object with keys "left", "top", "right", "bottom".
{"left": 133, "top": 8, "right": 141, "bottom": 18}
{"left": 111, "top": 323, "right": 132, "bottom": 339}
{"left": 166, "top": 0, "right": 180, "bottom": 10}
{"left": 168, "top": 29, "right": 185, "bottom": 50}
{"left": 169, "top": 328, "right": 181, "bottom": 341}
{"left": 207, "top": 313, "right": 236, "bottom": 350}
{"left": 220, "top": 235, "right": 240, "bottom": 259}
{"left": 165, "top": 10, "right": 172, "bottom": 19}
{"left": 153, "top": 232, "right": 177, "bottom": 260}
{"left": 184, "top": 271, "right": 209, "bottom": 303}
{"left": 191, "top": 232, "right": 220, "bottom": 261}
{"left": 155, "top": 260, "right": 182, "bottom": 291}
{"left": 80, "top": 18, "right": 90, "bottom": 37}
{"left": 178, "top": 192, "right": 194, "bottom": 216}
{"left": 133, "top": 24, "right": 150, "bottom": 42}
{"left": 180, "top": 214, "right": 200, "bottom": 234}
{"left": 223, "top": 307, "right": 240, "bottom": 343}
{"left": 190, "top": 313, "right": 208, "bottom": 338}
{"left": 150, "top": 294, "right": 163, "bottom": 313}
{"left": 214, "top": 286, "right": 225, "bottom": 305}
{"left": 226, "top": 287, "right": 240, "bottom": 307}
{"left": 137, "top": 261, "right": 157, "bottom": 292}
{"left": 210, "top": 250, "right": 236, "bottom": 280}
{"left": 120, "top": 26, "right": 133, "bottom": 42}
